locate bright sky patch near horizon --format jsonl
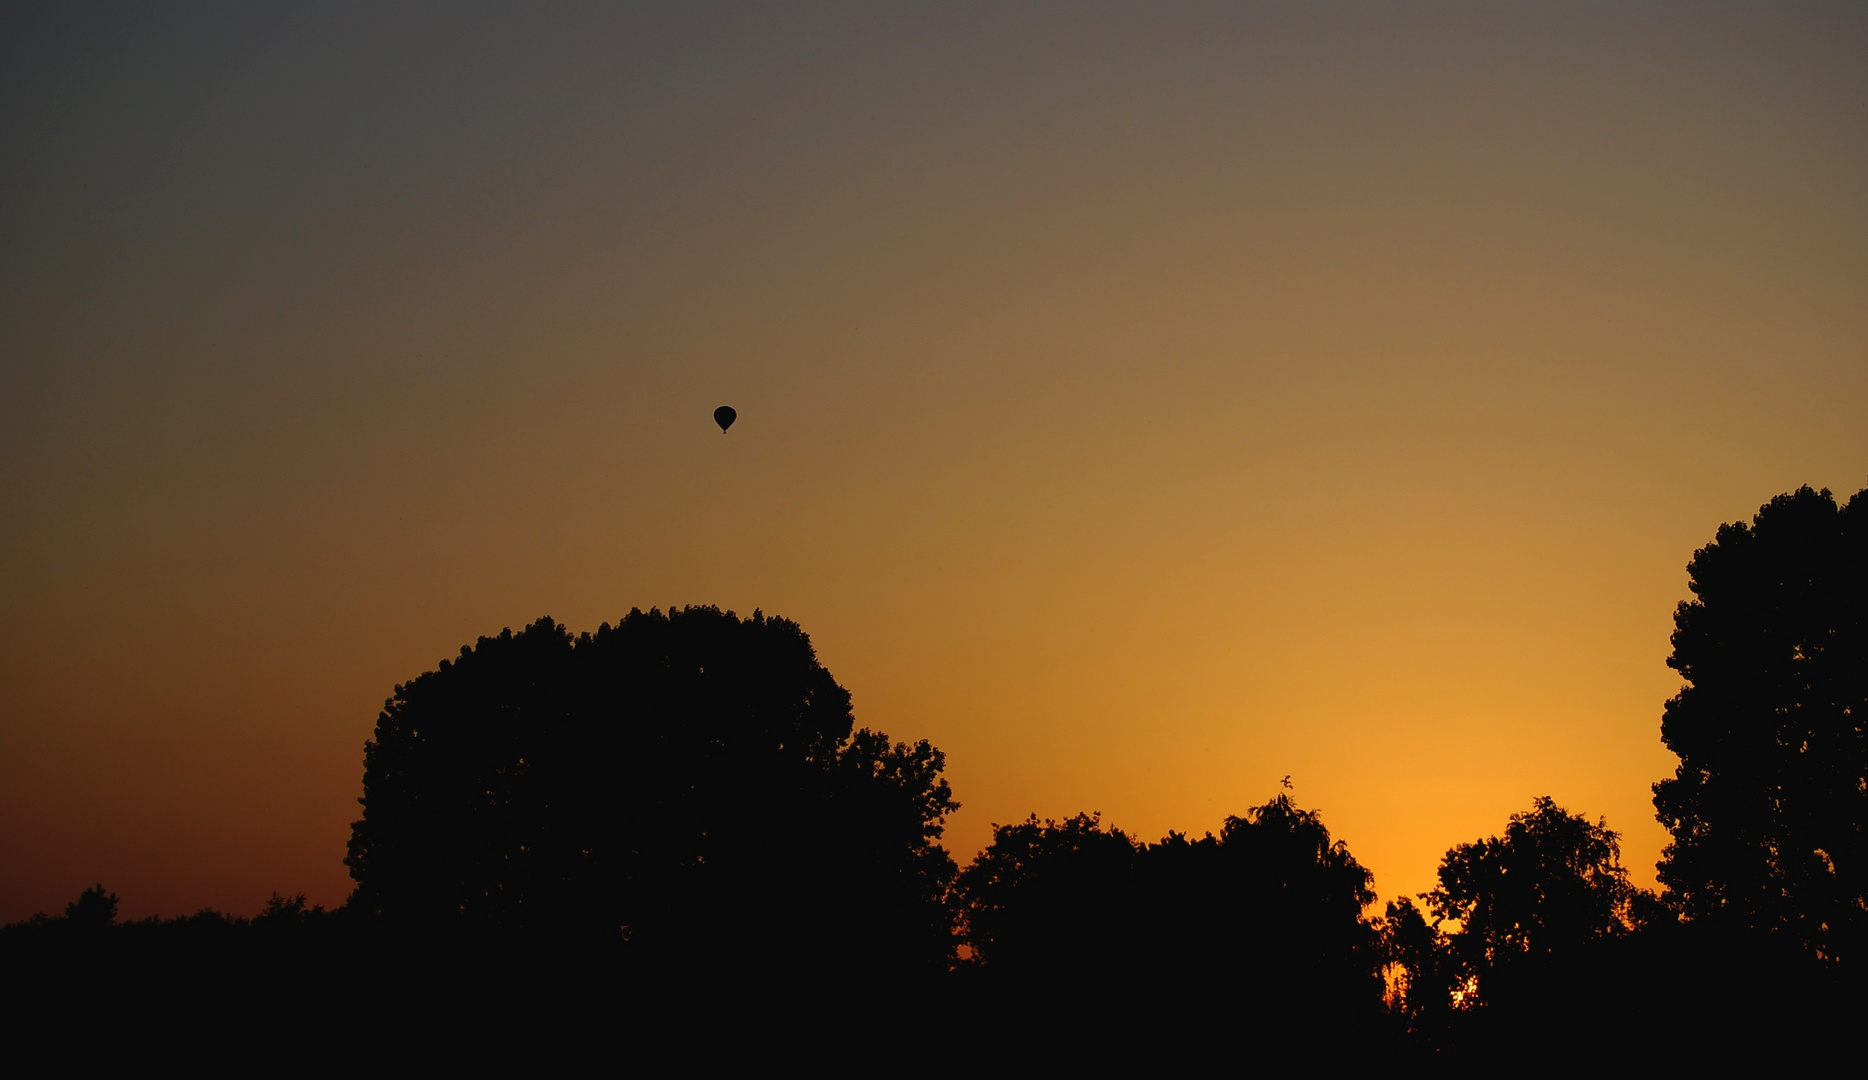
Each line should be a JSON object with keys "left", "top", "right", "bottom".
{"left": 2, "top": 3, "right": 1864, "bottom": 922}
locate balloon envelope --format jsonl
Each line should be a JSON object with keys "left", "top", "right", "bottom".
{"left": 713, "top": 405, "right": 737, "bottom": 432}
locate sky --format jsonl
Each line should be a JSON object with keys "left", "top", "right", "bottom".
{"left": 2, "top": 2, "right": 1864, "bottom": 923}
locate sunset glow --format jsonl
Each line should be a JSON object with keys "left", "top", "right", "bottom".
{"left": 2, "top": 3, "right": 1864, "bottom": 924}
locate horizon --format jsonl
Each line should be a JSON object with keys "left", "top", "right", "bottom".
{"left": 3, "top": 2, "right": 1866, "bottom": 923}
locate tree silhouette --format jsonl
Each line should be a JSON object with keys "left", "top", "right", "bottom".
{"left": 345, "top": 607, "right": 959, "bottom": 977}
{"left": 1651, "top": 485, "right": 1867, "bottom": 964}
{"left": 953, "top": 811, "right": 1140, "bottom": 974}
{"left": 1426, "top": 795, "right": 1637, "bottom": 1002}
{"left": 1379, "top": 896, "right": 1459, "bottom": 1031}
{"left": 64, "top": 884, "right": 119, "bottom": 928}
{"left": 12, "top": 481, "right": 1862, "bottom": 1049}
{"left": 953, "top": 793, "right": 1385, "bottom": 1035}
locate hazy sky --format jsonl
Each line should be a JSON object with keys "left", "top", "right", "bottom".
{"left": 3, "top": 2, "right": 1864, "bottom": 921}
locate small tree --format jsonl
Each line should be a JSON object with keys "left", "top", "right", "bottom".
{"left": 1427, "top": 797, "right": 1636, "bottom": 999}
{"left": 1379, "top": 897, "right": 1459, "bottom": 1025}
{"left": 63, "top": 885, "right": 118, "bottom": 928}
{"left": 1652, "top": 485, "right": 1867, "bottom": 963}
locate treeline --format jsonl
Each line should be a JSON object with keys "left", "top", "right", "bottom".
{"left": 5, "top": 484, "right": 1863, "bottom": 1059}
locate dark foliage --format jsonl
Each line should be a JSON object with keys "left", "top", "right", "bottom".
{"left": 953, "top": 794, "right": 1386, "bottom": 1044}
{"left": 1378, "top": 897, "right": 1459, "bottom": 1031}
{"left": 1, "top": 888, "right": 348, "bottom": 1056}
{"left": 952, "top": 811, "right": 1140, "bottom": 971}
{"left": 1384, "top": 796, "right": 1642, "bottom": 1050}
{"left": 1652, "top": 485, "right": 1868, "bottom": 963}
{"left": 1428, "top": 796, "right": 1639, "bottom": 987}
{"left": 1392, "top": 794, "right": 1861, "bottom": 1064}
{"left": 1381, "top": 800, "right": 1624, "bottom": 1039}
{"left": 0, "top": 888, "right": 666, "bottom": 1065}
{"left": 11, "top": 480, "right": 1867, "bottom": 1059}
{"left": 345, "top": 606, "right": 959, "bottom": 979}
{"left": 64, "top": 883, "right": 118, "bottom": 927}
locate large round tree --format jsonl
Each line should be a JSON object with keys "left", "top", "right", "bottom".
{"left": 345, "top": 607, "right": 959, "bottom": 976}
{"left": 1652, "top": 485, "right": 1867, "bottom": 963}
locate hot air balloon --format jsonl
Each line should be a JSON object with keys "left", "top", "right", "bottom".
{"left": 713, "top": 405, "right": 737, "bottom": 432}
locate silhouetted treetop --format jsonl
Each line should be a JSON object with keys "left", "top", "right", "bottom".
{"left": 1428, "top": 796, "right": 1637, "bottom": 988}
{"left": 1652, "top": 484, "right": 1867, "bottom": 963}
{"left": 65, "top": 885, "right": 118, "bottom": 928}
{"left": 345, "top": 606, "right": 958, "bottom": 975}
{"left": 954, "top": 793, "right": 1384, "bottom": 1026}
{"left": 1213, "top": 793, "right": 1377, "bottom": 915}
{"left": 953, "top": 812, "right": 1140, "bottom": 970}
{"left": 1379, "top": 896, "right": 1458, "bottom": 1029}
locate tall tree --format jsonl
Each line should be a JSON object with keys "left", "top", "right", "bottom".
{"left": 1652, "top": 485, "right": 1867, "bottom": 963}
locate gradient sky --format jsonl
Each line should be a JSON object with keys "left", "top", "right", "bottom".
{"left": 3, "top": 2, "right": 1865, "bottom": 922}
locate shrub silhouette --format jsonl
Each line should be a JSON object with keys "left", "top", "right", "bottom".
{"left": 345, "top": 606, "right": 959, "bottom": 978}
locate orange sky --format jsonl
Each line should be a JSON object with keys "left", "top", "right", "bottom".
{"left": 3, "top": 3, "right": 1865, "bottom": 922}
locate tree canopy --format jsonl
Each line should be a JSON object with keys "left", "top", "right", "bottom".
{"left": 345, "top": 607, "right": 959, "bottom": 976}
{"left": 12, "top": 481, "right": 1866, "bottom": 1054}
{"left": 1652, "top": 485, "right": 1867, "bottom": 963}
{"left": 953, "top": 794, "right": 1384, "bottom": 1027}
{"left": 1425, "top": 796, "right": 1637, "bottom": 995}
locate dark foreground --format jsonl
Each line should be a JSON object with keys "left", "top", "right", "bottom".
{"left": 3, "top": 907, "right": 1856, "bottom": 1069}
